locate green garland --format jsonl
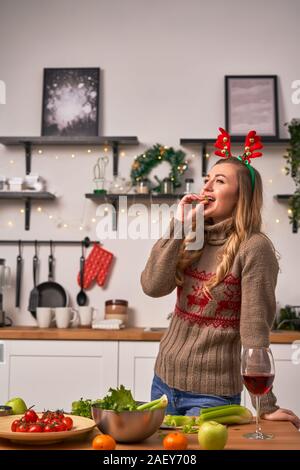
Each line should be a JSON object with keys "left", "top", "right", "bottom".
{"left": 130, "top": 143, "right": 188, "bottom": 191}
{"left": 284, "top": 119, "right": 300, "bottom": 232}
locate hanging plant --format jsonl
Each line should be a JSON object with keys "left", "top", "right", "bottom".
{"left": 130, "top": 144, "right": 188, "bottom": 192}
{"left": 284, "top": 119, "right": 300, "bottom": 232}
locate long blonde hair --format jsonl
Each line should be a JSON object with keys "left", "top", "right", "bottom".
{"left": 175, "top": 157, "right": 273, "bottom": 299}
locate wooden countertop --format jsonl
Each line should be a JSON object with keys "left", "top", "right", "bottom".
{"left": 0, "top": 420, "right": 299, "bottom": 450}
{"left": 0, "top": 326, "right": 164, "bottom": 341}
{"left": 0, "top": 326, "right": 300, "bottom": 343}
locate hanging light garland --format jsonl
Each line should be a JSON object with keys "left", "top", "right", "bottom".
{"left": 2, "top": 145, "right": 288, "bottom": 230}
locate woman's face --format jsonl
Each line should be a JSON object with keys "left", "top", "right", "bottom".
{"left": 200, "top": 163, "right": 239, "bottom": 223}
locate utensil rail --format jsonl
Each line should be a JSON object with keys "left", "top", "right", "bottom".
{"left": 0, "top": 238, "right": 100, "bottom": 247}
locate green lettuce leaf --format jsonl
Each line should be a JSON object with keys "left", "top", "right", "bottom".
{"left": 96, "top": 385, "right": 137, "bottom": 412}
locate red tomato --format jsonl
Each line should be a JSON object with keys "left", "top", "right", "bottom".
{"left": 42, "top": 410, "right": 64, "bottom": 421}
{"left": 28, "top": 424, "right": 43, "bottom": 433}
{"left": 24, "top": 409, "right": 38, "bottom": 423}
{"left": 41, "top": 411, "right": 53, "bottom": 421}
{"left": 62, "top": 416, "right": 73, "bottom": 431}
{"left": 53, "top": 411, "right": 65, "bottom": 420}
{"left": 16, "top": 423, "right": 28, "bottom": 433}
{"left": 44, "top": 424, "right": 56, "bottom": 433}
{"left": 11, "top": 419, "right": 20, "bottom": 432}
{"left": 52, "top": 421, "right": 67, "bottom": 432}
{"left": 41, "top": 417, "right": 52, "bottom": 425}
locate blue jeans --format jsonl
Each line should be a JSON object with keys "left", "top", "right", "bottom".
{"left": 151, "top": 374, "right": 241, "bottom": 416}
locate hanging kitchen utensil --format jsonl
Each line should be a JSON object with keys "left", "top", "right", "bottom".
{"left": 28, "top": 241, "right": 39, "bottom": 316}
{"left": 0, "top": 258, "right": 12, "bottom": 327}
{"left": 15, "top": 240, "right": 23, "bottom": 308}
{"left": 76, "top": 241, "right": 88, "bottom": 306}
{"left": 34, "top": 241, "right": 67, "bottom": 317}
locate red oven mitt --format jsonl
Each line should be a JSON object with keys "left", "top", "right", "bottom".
{"left": 96, "top": 248, "right": 114, "bottom": 286}
{"left": 77, "top": 243, "right": 114, "bottom": 289}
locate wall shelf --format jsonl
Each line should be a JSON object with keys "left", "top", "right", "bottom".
{"left": 0, "top": 136, "right": 139, "bottom": 175}
{"left": 0, "top": 191, "right": 56, "bottom": 230}
{"left": 180, "top": 137, "right": 290, "bottom": 176}
{"left": 0, "top": 191, "right": 55, "bottom": 199}
{"left": 0, "top": 136, "right": 139, "bottom": 145}
{"left": 275, "top": 194, "right": 293, "bottom": 200}
{"left": 0, "top": 136, "right": 139, "bottom": 230}
{"left": 85, "top": 192, "right": 185, "bottom": 201}
{"left": 85, "top": 192, "right": 184, "bottom": 230}
{"left": 274, "top": 194, "right": 298, "bottom": 233}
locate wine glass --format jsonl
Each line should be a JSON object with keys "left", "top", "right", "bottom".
{"left": 241, "top": 347, "right": 275, "bottom": 440}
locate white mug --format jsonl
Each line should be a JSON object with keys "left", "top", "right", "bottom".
{"left": 54, "top": 307, "right": 78, "bottom": 328}
{"left": 36, "top": 307, "right": 55, "bottom": 328}
{"left": 77, "top": 306, "right": 98, "bottom": 327}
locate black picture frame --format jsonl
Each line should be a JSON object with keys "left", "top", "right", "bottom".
{"left": 41, "top": 67, "right": 100, "bottom": 136}
{"left": 225, "top": 75, "right": 279, "bottom": 139}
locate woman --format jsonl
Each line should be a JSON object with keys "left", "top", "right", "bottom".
{"left": 141, "top": 129, "right": 300, "bottom": 427}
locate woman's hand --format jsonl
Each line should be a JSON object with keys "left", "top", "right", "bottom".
{"left": 261, "top": 408, "right": 300, "bottom": 429}
{"left": 176, "top": 194, "right": 209, "bottom": 224}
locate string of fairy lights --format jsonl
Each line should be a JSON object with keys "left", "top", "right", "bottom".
{"left": 3, "top": 148, "right": 291, "bottom": 229}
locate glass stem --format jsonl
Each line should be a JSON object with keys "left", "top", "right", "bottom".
{"left": 255, "top": 395, "right": 262, "bottom": 436}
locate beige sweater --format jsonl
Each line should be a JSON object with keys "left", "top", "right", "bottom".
{"left": 141, "top": 216, "right": 280, "bottom": 414}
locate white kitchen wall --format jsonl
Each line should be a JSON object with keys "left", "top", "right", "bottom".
{"left": 0, "top": 0, "right": 299, "bottom": 327}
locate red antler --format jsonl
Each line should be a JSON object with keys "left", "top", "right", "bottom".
{"left": 214, "top": 128, "right": 232, "bottom": 158}
{"left": 243, "top": 130, "right": 263, "bottom": 162}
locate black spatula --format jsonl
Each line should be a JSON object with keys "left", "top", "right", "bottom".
{"left": 28, "top": 242, "right": 39, "bottom": 315}
{"left": 15, "top": 241, "right": 23, "bottom": 308}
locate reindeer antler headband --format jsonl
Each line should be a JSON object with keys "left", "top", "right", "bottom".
{"left": 214, "top": 128, "right": 263, "bottom": 191}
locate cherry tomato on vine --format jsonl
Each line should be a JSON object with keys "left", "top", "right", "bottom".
{"left": 62, "top": 416, "right": 73, "bottom": 431}
{"left": 52, "top": 421, "right": 67, "bottom": 432}
{"left": 11, "top": 419, "right": 21, "bottom": 432}
{"left": 16, "top": 422, "right": 28, "bottom": 433}
{"left": 28, "top": 423, "right": 43, "bottom": 433}
{"left": 53, "top": 411, "right": 65, "bottom": 420}
{"left": 44, "top": 424, "right": 56, "bottom": 433}
{"left": 24, "top": 408, "right": 38, "bottom": 423}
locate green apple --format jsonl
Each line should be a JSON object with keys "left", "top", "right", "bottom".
{"left": 198, "top": 420, "right": 228, "bottom": 450}
{"left": 5, "top": 397, "right": 27, "bottom": 415}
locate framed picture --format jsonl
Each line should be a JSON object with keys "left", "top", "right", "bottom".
{"left": 225, "top": 75, "right": 279, "bottom": 139}
{"left": 41, "top": 67, "right": 100, "bottom": 136}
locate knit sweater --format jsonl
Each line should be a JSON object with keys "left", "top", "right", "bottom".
{"left": 141, "top": 216, "right": 280, "bottom": 414}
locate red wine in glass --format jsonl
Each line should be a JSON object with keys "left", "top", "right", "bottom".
{"left": 241, "top": 347, "right": 275, "bottom": 440}
{"left": 242, "top": 373, "right": 274, "bottom": 395}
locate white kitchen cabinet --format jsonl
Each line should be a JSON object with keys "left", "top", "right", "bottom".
{"left": 1, "top": 339, "right": 299, "bottom": 416}
{"left": 118, "top": 342, "right": 160, "bottom": 402}
{"left": 0, "top": 340, "right": 118, "bottom": 410}
{"left": 119, "top": 342, "right": 300, "bottom": 416}
{"left": 244, "top": 344, "right": 300, "bottom": 416}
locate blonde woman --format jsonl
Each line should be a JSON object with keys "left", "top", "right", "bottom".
{"left": 141, "top": 129, "right": 300, "bottom": 428}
